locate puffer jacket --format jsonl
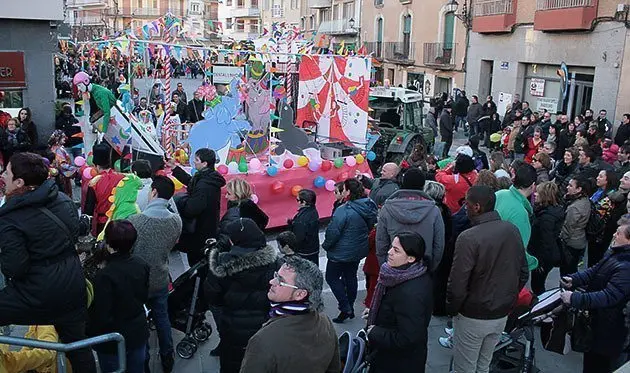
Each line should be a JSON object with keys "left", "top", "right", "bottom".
{"left": 205, "top": 245, "right": 280, "bottom": 373}
{"left": 361, "top": 177, "right": 399, "bottom": 208}
{"left": 527, "top": 205, "right": 564, "bottom": 267}
{"left": 376, "top": 190, "right": 445, "bottom": 271}
{"left": 219, "top": 199, "right": 269, "bottom": 232}
{"left": 173, "top": 166, "right": 226, "bottom": 256}
{"left": 0, "top": 179, "right": 87, "bottom": 326}
{"left": 288, "top": 205, "right": 320, "bottom": 257}
{"left": 322, "top": 198, "right": 378, "bottom": 263}
{"left": 570, "top": 244, "right": 630, "bottom": 356}
{"left": 560, "top": 194, "right": 590, "bottom": 249}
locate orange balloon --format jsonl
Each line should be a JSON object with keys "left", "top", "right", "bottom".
{"left": 291, "top": 185, "right": 303, "bottom": 197}
{"left": 271, "top": 180, "right": 285, "bottom": 194}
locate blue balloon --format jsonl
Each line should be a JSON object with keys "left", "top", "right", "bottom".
{"left": 267, "top": 165, "right": 278, "bottom": 176}
{"left": 366, "top": 151, "right": 377, "bottom": 161}
{"left": 314, "top": 176, "right": 326, "bottom": 188}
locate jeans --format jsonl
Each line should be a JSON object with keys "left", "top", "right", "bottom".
{"left": 325, "top": 260, "right": 360, "bottom": 314}
{"left": 455, "top": 115, "right": 466, "bottom": 131}
{"left": 147, "top": 287, "right": 173, "bottom": 357}
{"left": 98, "top": 344, "right": 146, "bottom": 373}
{"left": 453, "top": 314, "right": 507, "bottom": 373}
{"left": 442, "top": 137, "right": 453, "bottom": 159}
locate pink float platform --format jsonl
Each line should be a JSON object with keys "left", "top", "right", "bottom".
{"left": 219, "top": 162, "right": 373, "bottom": 229}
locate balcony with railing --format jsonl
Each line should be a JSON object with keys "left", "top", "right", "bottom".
{"left": 472, "top": 0, "right": 516, "bottom": 33}
{"left": 230, "top": 4, "right": 261, "bottom": 17}
{"left": 309, "top": 0, "right": 331, "bottom": 8}
{"left": 73, "top": 15, "right": 104, "bottom": 25}
{"left": 534, "top": 0, "right": 597, "bottom": 30}
{"left": 133, "top": 8, "right": 162, "bottom": 16}
{"left": 66, "top": 0, "right": 107, "bottom": 8}
{"left": 364, "top": 41, "right": 415, "bottom": 64}
{"left": 318, "top": 18, "right": 358, "bottom": 35}
{"left": 423, "top": 42, "right": 457, "bottom": 70}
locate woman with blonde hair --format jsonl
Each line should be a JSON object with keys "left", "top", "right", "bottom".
{"left": 528, "top": 181, "right": 565, "bottom": 295}
{"left": 220, "top": 177, "right": 269, "bottom": 231}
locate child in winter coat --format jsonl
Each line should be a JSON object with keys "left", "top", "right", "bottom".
{"left": 0, "top": 325, "right": 69, "bottom": 373}
{"left": 602, "top": 139, "right": 619, "bottom": 165}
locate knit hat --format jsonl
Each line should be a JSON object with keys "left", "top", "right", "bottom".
{"left": 225, "top": 218, "right": 267, "bottom": 248}
{"left": 92, "top": 143, "right": 112, "bottom": 168}
{"left": 455, "top": 145, "right": 473, "bottom": 157}
{"left": 401, "top": 168, "right": 426, "bottom": 190}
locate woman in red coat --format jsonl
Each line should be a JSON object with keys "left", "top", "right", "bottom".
{"left": 435, "top": 154, "right": 478, "bottom": 214}
{"left": 363, "top": 227, "right": 379, "bottom": 306}
{"left": 525, "top": 126, "right": 544, "bottom": 164}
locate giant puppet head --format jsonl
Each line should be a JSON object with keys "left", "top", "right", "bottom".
{"left": 73, "top": 71, "right": 92, "bottom": 93}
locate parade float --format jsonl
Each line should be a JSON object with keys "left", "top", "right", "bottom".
{"left": 70, "top": 15, "right": 383, "bottom": 228}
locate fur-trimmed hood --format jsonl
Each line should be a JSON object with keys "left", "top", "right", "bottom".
{"left": 209, "top": 244, "right": 278, "bottom": 278}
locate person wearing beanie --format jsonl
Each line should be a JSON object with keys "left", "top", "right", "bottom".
{"left": 376, "top": 168, "right": 445, "bottom": 271}
{"left": 83, "top": 143, "right": 124, "bottom": 236}
{"left": 205, "top": 218, "right": 280, "bottom": 373}
{"left": 436, "top": 154, "right": 479, "bottom": 213}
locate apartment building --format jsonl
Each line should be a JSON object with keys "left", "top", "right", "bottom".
{"left": 361, "top": 0, "right": 466, "bottom": 98}
{"left": 218, "top": 0, "right": 262, "bottom": 41}
{"left": 260, "top": 0, "right": 301, "bottom": 31}
{"left": 2, "top": 0, "right": 65, "bottom": 138}
{"left": 300, "top": 0, "right": 361, "bottom": 50}
{"left": 466, "top": 0, "right": 630, "bottom": 121}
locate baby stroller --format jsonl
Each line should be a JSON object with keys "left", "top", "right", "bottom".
{"left": 339, "top": 329, "right": 370, "bottom": 373}
{"left": 488, "top": 288, "right": 564, "bottom": 373}
{"left": 164, "top": 239, "right": 216, "bottom": 359}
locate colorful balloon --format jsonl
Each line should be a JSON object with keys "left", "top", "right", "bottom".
{"left": 291, "top": 185, "right": 303, "bottom": 197}
{"left": 249, "top": 158, "right": 262, "bottom": 171}
{"left": 334, "top": 158, "right": 344, "bottom": 168}
{"left": 308, "top": 160, "right": 320, "bottom": 172}
{"left": 297, "top": 156, "right": 309, "bottom": 167}
{"left": 337, "top": 172, "right": 349, "bottom": 181}
{"left": 238, "top": 161, "right": 248, "bottom": 173}
{"left": 271, "top": 180, "right": 285, "bottom": 194}
{"left": 74, "top": 156, "right": 86, "bottom": 167}
{"left": 267, "top": 165, "right": 278, "bottom": 176}
{"left": 325, "top": 179, "right": 336, "bottom": 191}
{"left": 314, "top": 176, "right": 326, "bottom": 188}
{"left": 228, "top": 162, "right": 239, "bottom": 174}
{"left": 321, "top": 160, "right": 332, "bottom": 171}
{"left": 114, "top": 159, "right": 122, "bottom": 172}
{"left": 346, "top": 156, "right": 357, "bottom": 167}
{"left": 283, "top": 158, "right": 294, "bottom": 169}
{"left": 366, "top": 151, "right": 377, "bottom": 161}
{"left": 355, "top": 154, "right": 365, "bottom": 164}
{"left": 217, "top": 164, "right": 229, "bottom": 175}
{"left": 83, "top": 167, "right": 94, "bottom": 180}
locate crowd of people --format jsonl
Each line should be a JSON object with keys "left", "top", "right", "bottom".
{"left": 0, "top": 86, "right": 630, "bottom": 373}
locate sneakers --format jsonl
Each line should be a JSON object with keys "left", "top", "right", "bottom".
{"left": 439, "top": 336, "right": 453, "bottom": 349}
{"left": 332, "top": 311, "right": 355, "bottom": 324}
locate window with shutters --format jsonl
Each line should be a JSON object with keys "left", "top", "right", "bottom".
{"left": 402, "top": 14, "right": 411, "bottom": 56}
{"left": 443, "top": 12, "right": 455, "bottom": 50}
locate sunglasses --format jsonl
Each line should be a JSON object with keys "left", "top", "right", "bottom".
{"left": 273, "top": 271, "right": 298, "bottom": 289}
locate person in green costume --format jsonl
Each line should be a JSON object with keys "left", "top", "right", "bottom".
{"left": 73, "top": 71, "right": 117, "bottom": 133}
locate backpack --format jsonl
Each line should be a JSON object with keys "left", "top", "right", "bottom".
{"left": 585, "top": 200, "right": 605, "bottom": 238}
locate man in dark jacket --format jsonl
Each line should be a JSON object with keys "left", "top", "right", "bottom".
{"left": 357, "top": 162, "right": 400, "bottom": 207}
{"left": 240, "top": 256, "right": 341, "bottom": 373}
{"left": 466, "top": 95, "right": 483, "bottom": 136}
{"left": 0, "top": 152, "right": 96, "bottom": 372}
{"left": 288, "top": 189, "right": 320, "bottom": 265}
{"left": 439, "top": 105, "right": 454, "bottom": 158}
{"left": 561, "top": 215, "right": 630, "bottom": 373}
{"left": 616, "top": 144, "right": 630, "bottom": 175}
{"left": 454, "top": 90, "right": 469, "bottom": 132}
{"left": 205, "top": 218, "right": 280, "bottom": 373}
{"left": 615, "top": 113, "right": 630, "bottom": 147}
{"left": 172, "top": 148, "right": 226, "bottom": 266}
{"left": 171, "top": 92, "right": 188, "bottom": 120}
{"left": 447, "top": 185, "right": 528, "bottom": 373}
{"left": 186, "top": 91, "right": 205, "bottom": 123}
{"left": 376, "top": 168, "right": 445, "bottom": 271}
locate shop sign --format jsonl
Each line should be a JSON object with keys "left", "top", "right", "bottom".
{"left": 0, "top": 52, "right": 26, "bottom": 89}
{"left": 211, "top": 65, "right": 245, "bottom": 84}
{"left": 536, "top": 97, "right": 559, "bottom": 113}
{"left": 530, "top": 78, "right": 545, "bottom": 97}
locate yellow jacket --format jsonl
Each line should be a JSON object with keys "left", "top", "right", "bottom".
{"left": 0, "top": 325, "right": 71, "bottom": 373}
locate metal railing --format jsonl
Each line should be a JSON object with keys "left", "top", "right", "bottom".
{"left": 317, "top": 18, "right": 359, "bottom": 35}
{"left": 0, "top": 332, "right": 126, "bottom": 373}
{"left": 364, "top": 41, "right": 415, "bottom": 62}
{"left": 473, "top": 0, "right": 513, "bottom": 16}
{"left": 423, "top": 42, "right": 457, "bottom": 69}
{"left": 66, "top": 0, "right": 108, "bottom": 7}
{"left": 536, "top": 0, "right": 592, "bottom": 10}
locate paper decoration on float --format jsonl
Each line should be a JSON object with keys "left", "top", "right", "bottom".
{"left": 296, "top": 56, "right": 371, "bottom": 147}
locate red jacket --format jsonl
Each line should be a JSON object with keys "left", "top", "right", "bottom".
{"left": 84, "top": 169, "right": 124, "bottom": 236}
{"left": 436, "top": 167, "right": 478, "bottom": 213}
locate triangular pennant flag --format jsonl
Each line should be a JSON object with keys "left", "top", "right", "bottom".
{"left": 269, "top": 127, "right": 284, "bottom": 133}
{"left": 270, "top": 114, "right": 281, "bottom": 120}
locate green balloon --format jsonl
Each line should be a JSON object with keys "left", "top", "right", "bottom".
{"left": 238, "top": 161, "right": 248, "bottom": 173}
{"left": 334, "top": 158, "right": 344, "bottom": 168}
{"left": 87, "top": 155, "right": 94, "bottom": 166}
{"left": 114, "top": 159, "right": 122, "bottom": 172}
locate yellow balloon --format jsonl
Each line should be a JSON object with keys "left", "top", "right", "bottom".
{"left": 356, "top": 154, "right": 365, "bottom": 164}
{"left": 297, "top": 156, "right": 309, "bottom": 167}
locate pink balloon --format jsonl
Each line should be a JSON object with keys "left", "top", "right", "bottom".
{"left": 249, "top": 158, "right": 262, "bottom": 171}
{"left": 325, "top": 179, "right": 336, "bottom": 192}
{"left": 217, "top": 164, "right": 229, "bottom": 175}
{"left": 251, "top": 194, "right": 259, "bottom": 204}
{"left": 345, "top": 156, "right": 357, "bottom": 167}
{"left": 83, "top": 167, "right": 94, "bottom": 180}
{"left": 74, "top": 156, "right": 86, "bottom": 167}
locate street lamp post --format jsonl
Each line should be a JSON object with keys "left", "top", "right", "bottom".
{"left": 445, "top": 0, "right": 472, "bottom": 29}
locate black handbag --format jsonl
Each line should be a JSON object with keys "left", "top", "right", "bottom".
{"left": 570, "top": 309, "right": 593, "bottom": 353}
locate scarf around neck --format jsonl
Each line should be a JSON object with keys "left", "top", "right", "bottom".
{"left": 367, "top": 262, "right": 427, "bottom": 326}
{"left": 269, "top": 301, "right": 311, "bottom": 318}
